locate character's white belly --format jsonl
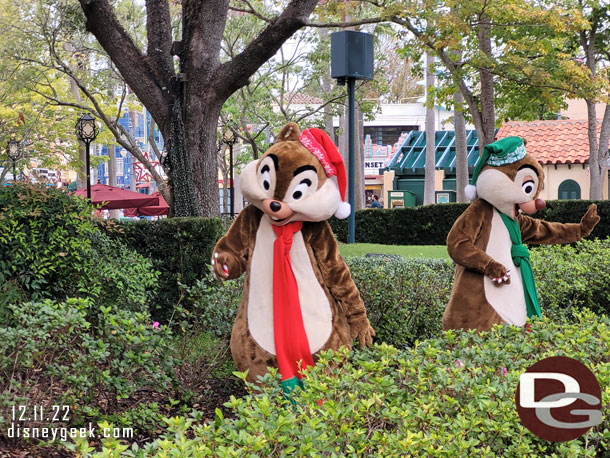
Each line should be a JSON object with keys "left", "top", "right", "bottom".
{"left": 247, "top": 216, "right": 333, "bottom": 355}
{"left": 483, "top": 210, "right": 527, "bottom": 326}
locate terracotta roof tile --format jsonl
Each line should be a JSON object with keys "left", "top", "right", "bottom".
{"left": 497, "top": 120, "right": 599, "bottom": 165}
{"left": 289, "top": 93, "right": 323, "bottom": 105}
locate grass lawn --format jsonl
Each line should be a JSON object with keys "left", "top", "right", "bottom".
{"left": 339, "top": 243, "right": 449, "bottom": 259}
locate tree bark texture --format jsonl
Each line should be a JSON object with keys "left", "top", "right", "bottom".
{"left": 78, "top": 0, "right": 318, "bottom": 216}
{"left": 454, "top": 90, "right": 469, "bottom": 202}
{"left": 476, "top": 15, "right": 495, "bottom": 149}
{"left": 424, "top": 52, "right": 436, "bottom": 205}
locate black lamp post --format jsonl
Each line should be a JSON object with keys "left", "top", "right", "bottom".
{"left": 223, "top": 127, "right": 237, "bottom": 217}
{"left": 6, "top": 139, "right": 22, "bottom": 181}
{"left": 75, "top": 113, "right": 99, "bottom": 200}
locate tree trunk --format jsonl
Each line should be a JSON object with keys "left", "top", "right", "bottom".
{"left": 454, "top": 90, "right": 469, "bottom": 202}
{"left": 166, "top": 99, "right": 201, "bottom": 217}
{"left": 68, "top": 77, "right": 87, "bottom": 189}
{"left": 477, "top": 15, "right": 496, "bottom": 148}
{"left": 587, "top": 100, "right": 610, "bottom": 199}
{"left": 424, "top": 52, "right": 436, "bottom": 205}
{"left": 108, "top": 144, "right": 120, "bottom": 218}
{"left": 78, "top": 0, "right": 319, "bottom": 217}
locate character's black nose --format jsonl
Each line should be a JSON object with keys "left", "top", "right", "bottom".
{"left": 270, "top": 201, "right": 282, "bottom": 212}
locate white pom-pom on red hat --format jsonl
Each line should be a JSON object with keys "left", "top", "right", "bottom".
{"left": 465, "top": 184, "right": 477, "bottom": 201}
{"left": 334, "top": 201, "right": 351, "bottom": 219}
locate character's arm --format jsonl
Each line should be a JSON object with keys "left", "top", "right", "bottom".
{"left": 211, "top": 206, "right": 261, "bottom": 280}
{"left": 518, "top": 204, "right": 600, "bottom": 245}
{"left": 309, "top": 221, "right": 375, "bottom": 348}
{"left": 447, "top": 202, "right": 510, "bottom": 282}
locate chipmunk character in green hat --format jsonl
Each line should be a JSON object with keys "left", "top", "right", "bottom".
{"left": 443, "top": 136, "right": 600, "bottom": 331}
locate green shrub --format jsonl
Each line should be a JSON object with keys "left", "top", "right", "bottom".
{"left": 329, "top": 200, "right": 610, "bottom": 244}
{"left": 82, "top": 311, "right": 610, "bottom": 457}
{"left": 149, "top": 239, "right": 610, "bottom": 350}
{"left": 0, "top": 184, "right": 159, "bottom": 318}
{"left": 105, "top": 217, "right": 226, "bottom": 322}
{"left": 0, "top": 297, "right": 177, "bottom": 431}
{"left": 531, "top": 238, "right": 610, "bottom": 318}
{"left": 182, "top": 273, "right": 243, "bottom": 338}
{"left": 347, "top": 257, "right": 453, "bottom": 348}
{"left": 0, "top": 183, "right": 97, "bottom": 305}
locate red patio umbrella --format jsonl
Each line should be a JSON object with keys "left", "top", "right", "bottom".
{"left": 124, "top": 191, "right": 169, "bottom": 217}
{"left": 73, "top": 183, "right": 160, "bottom": 210}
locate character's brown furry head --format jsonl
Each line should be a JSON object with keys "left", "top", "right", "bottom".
{"left": 476, "top": 153, "right": 545, "bottom": 219}
{"left": 240, "top": 123, "right": 342, "bottom": 225}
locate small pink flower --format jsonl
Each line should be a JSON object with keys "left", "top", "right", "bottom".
{"left": 453, "top": 359, "right": 464, "bottom": 368}
{"left": 152, "top": 321, "right": 160, "bottom": 329}
{"left": 502, "top": 367, "right": 507, "bottom": 376}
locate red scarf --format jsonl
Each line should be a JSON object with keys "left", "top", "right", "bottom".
{"left": 272, "top": 221, "right": 314, "bottom": 386}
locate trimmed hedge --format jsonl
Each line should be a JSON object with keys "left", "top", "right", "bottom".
{"left": 329, "top": 200, "right": 610, "bottom": 244}
{"left": 79, "top": 311, "right": 610, "bottom": 457}
{"left": 167, "top": 239, "right": 610, "bottom": 350}
{"left": 103, "top": 218, "right": 225, "bottom": 321}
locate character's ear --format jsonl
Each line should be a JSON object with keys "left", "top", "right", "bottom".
{"left": 277, "top": 122, "right": 300, "bottom": 142}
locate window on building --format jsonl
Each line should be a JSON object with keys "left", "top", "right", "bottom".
{"left": 558, "top": 179, "right": 581, "bottom": 200}
{"left": 363, "top": 126, "right": 419, "bottom": 146}
{"left": 116, "top": 158, "right": 124, "bottom": 176}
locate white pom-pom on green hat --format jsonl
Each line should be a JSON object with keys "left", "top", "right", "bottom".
{"left": 465, "top": 136, "right": 527, "bottom": 201}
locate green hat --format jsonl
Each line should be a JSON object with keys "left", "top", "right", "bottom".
{"left": 465, "top": 136, "right": 527, "bottom": 200}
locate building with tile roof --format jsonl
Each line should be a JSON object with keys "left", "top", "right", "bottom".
{"left": 496, "top": 120, "right": 608, "bottom": 200}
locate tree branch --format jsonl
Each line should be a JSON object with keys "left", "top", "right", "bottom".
{"left": 213, "top": 0, "right": 319, "bottom": 101}
{"left": 78, "top": 0, "right": 173, "bottom": 132}
{"left": 145, "top": 0, "right": 175, "bottom": 83}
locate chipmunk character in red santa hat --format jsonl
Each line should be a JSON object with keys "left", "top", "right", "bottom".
{"left": 211, "top": 122, "right": 375, "bottom": 392}
{"left": 443, "top": 136, "right": 600, "bottom": 332}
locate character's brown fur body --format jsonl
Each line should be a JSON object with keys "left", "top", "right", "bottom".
{"left": 212, "top": 123, "right": 373, "bottom": 383}
{"left": 443, "top": 153, "right": 599, "bottom": 331}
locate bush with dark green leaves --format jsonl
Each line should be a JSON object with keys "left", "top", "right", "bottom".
{"left": 77, "top": 310, "right": 610, "bottom": 457}
{"left": 0, "top": 184, "right": 158, "bottom": 319}
{"left": 347, "top": 256, "right": 453, "bottom": 348}
{"left": 530, "top": 238, "right": 610, "bottom": 318}
{"left": 329, "top": 200, "right": 610, "bottom": 245}
{"left": 169, "top": 239, "right": 610, "bottom": 350}
{"left": 105, "top": 217, "right": 226, "bottom": 322}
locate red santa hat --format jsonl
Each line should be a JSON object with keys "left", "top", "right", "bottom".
{"left": 299, "top": 128, "right": 351, "bottom": 219}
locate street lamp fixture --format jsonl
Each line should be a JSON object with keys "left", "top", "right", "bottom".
{"left": 75, "top": 113, "right": 99, "bottom": 200}
{"left": 6, "top": 139, "right": 22, "bottom": 182}
{"left": 223, "top": 127, "right": 238, "bottom": 217}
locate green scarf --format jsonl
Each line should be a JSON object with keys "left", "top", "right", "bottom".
{"left": 498, "top": 213, "right": 542, "bottom": 319}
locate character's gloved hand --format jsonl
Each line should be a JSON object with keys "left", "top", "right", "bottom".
{"left": 580, "top": 204, "right": 600, "bottom": 238}
{"left": 349, "top": 319, "right": 376, "bottom": 349}
{"left": 210, "top": 251, "right": 241, "bottom": 280}
{"left": 485, "top": 260, "right": 511, "bottom": 286}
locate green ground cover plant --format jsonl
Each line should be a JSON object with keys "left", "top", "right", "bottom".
{"left": 76, "top": 310, "right": 610, "bottom": 457}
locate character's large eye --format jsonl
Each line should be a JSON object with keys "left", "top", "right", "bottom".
{"left": 261, "top": 165, "right": 271, "bottom": 191}
{"left": 514, "top": 166, "right": 540, "bottom": 199}
{"left": 522, "top": 180, "right": 535, "bottom": 195}
{"left": 291, "top": 179, "right": 311, "bottom": 200}
{"left": 284, "top": 168, "right": 318, "bottom": 204}
{"left": 257, "top": 155, "right": 276, "bottom": 196}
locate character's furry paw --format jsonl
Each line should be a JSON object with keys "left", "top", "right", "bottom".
{"left": 350, "top": 321, "right": 376, "bottom": 349}
{"left": 211, "top": 251, "right": 238, "bottom": 280}
{"left": 490, "top": 268, "right": 511, "bottom": 286}
{"left": 485, "top": 262, "right": 511, "bottom": 286}
{"left": 580, "top": 204, "right": 600, "bottom": 238}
